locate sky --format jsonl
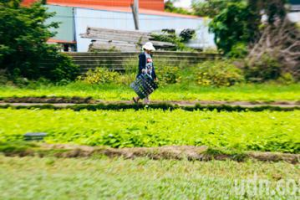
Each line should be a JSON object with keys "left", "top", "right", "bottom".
{"left": 167, "top": 0, "right": 205, "bottom": 9}
{"left": 173, "top": 0, "right": 192, "bottom": 9}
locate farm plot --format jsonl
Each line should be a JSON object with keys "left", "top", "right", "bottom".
{"left": 0, "top": 83, "right": 299, "bottom": 102}
{"left": 0, "top": 109, "right": 299, "bottom": 153}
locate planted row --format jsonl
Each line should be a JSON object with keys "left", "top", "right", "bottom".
{"left": 0, "top": 83, "right": 299, "bottom": 101}
{"left": 0, "top": 109, "right": 299, "bottom": 153}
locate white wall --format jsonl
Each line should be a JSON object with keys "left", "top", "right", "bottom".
{"left": 288, "top": 12, "right": 300, "bottom": 23}
{"left": 74, "top": 8, "right": 215, "bottom": 52}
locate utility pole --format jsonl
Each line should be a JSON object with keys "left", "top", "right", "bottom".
{"left": 131, "top": 0, "right": 139, "bottom": 30}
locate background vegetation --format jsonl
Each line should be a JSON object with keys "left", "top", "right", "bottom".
{"left": 0, "top": 0, "right": 79, "bottom": 82}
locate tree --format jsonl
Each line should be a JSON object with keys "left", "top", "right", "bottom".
{"left": 0, "top": 0, "right": 78, "bottom": 81}
{"left": 192, "top": 0, "right": 243, "bottom": 17}
{"left": 208, "top": 1, "right": 252, "bottom": 56}
{"left": 246, "top": 0, "right": 300, "bottom": 81}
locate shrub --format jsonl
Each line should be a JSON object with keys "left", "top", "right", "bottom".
{"left": 155, "top": 60, "right": 181, "bottom": 85}
{"left": 115, "top": 73, "right": 136, "bottom": 85}
{"left": 150, "top": 30, "right": 194, "bottom": 51}
{"left": 227, "top": 42, "right": 248, "bottom": 58}
{"left": 123, "top": 59, "right": 137, "bottom": 74}
{"left": 244, "top": 53, "right": 281, "bottom": 83}
{"left": 82, "top": 67, "right": 119, "bottom": 84}
{"left": 179, "top": 29, "right": 196, "bottom": 42}
{"left": 196, "top": 60, "right": 244, "bottom": 87}
{"left": 156, "top": 66, "right": 180, "bottom": 85}
{"left": 41, "top": 53, "right": 79, "bottom": 82}
{"left": 277, "top": 73, "right": 296, "bottom": 85}
{"left": 0, "top": 69, "right": 8, "bottom": 85}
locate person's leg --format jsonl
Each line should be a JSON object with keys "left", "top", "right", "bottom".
{"left": 144, "top": 95, "right": 150, "bottom": 104}
{"left": 133, "top": 96, "right": 140, "bottom": 103}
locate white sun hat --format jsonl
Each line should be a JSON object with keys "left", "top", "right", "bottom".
{"left": 142, "top": 42, "right": 156, "bottom": 51}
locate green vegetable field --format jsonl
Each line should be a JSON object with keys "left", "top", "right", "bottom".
{"left": 1, "top": 1, "right": 300, "bottom": 198}
{"left": 1, "top": 109, "right": 299, "bottom": 153}
{"left": 1, "top": 83, "right": 299, "bottom": 101}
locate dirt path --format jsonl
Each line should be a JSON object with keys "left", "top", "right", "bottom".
{"left": 2, "top": 143, "right": 299, "bottom": 164}
{"left": 0, "top": 100, "right": 299, "bottom": 108}
{"left": 102, "top": 100, "right": 300, "bottom": 108}
{"left": 0, "top": 97, "right": 299, "bottom": 107}
{"left": 0, "top": 97, "right": 300, "bottom": 108}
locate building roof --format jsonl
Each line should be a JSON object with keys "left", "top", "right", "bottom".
{"left": 23, "top": 0, "right": 164, "bottom": 11}
{"left": 48, "top": 3, "right": 201, "bottom": 19}
{"left": 48, "top": 39, "right": 77, "bottom": 44}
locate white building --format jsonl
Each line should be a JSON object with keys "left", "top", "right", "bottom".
{"left": 46, "top": 4, "right": 215, "bottom": 52}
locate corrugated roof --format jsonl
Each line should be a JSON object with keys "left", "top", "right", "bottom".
{"left": 47, "top": 3, "right": 201, "bottom": 19}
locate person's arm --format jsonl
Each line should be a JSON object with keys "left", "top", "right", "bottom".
{"left": 138, "top": 53, "right": 146, "bottom": 76}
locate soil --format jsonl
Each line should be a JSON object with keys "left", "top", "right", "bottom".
{"left": 0, "top": 97, "right": 94, "bottom": 104}
{"left": 0, "top": 98, "right": 299, "bottom": 108}
{"left": 3, "top": 144, "right": 299, "bottom": 164}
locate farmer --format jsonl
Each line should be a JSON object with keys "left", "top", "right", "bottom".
{"left": 133, "top": 42, "right": 157, "bottom": 104}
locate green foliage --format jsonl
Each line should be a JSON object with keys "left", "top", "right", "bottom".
{"left": 156, "top": 65, "right": 180, "bottom": 85}
{"left": 0, "top": 109, "right": 299, "bottom": 153}
{"left": 192, "top": 0, "right": 243, "bottom": 17}
{"left": 41, "top": 53, "right": 79, "bottom": 82}
{"left": 115, "top": 73, "right": 136, "bottom": 86}
{"left": 0, "top": 0, "right": 79, "bottom": 82}
{"left": 196, "top": 60, "right": 244, "bottom": 87}
{"left": 277, "top": 73, "right": 296, "bottom": 85}
{"left": 0, "top": 81, "right": 299, "bottom": 101}
{"left": 81, "top": 67, "right": 119, "bottom": 84}
{"left": 0, "top": 70, "right": 8, "bottom": 85}
{"left": 0, "top": 141, "right": 36, "bottom": 154}
{"left": 227, "top": 42, "right": 248, "bottom": 58}
{"left": 179, "top": 29, "right": 196, "bottom": 42}
{"left": 123, "top": 59, "right": 137, "bottom": 74}
{"left": 262, "top": 0, "right": 287, "bottom": 24}
{"left": 208, "top": 1, "right": 252, "bottom": 55}
{"left": 150, "top": 30, "right": 194, "bottom": 51}
{"left": 150, "top": 33, "right": 175, "bottom": 44}
{"left": 244, "top": 53, "right": 282, "bottom": 83}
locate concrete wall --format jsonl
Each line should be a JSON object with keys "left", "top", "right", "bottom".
{"left": 46, "top": 5, "right": 75, "bottom": 42}
{"left": 65, "top": 52, "right": 220, "bottom": 74}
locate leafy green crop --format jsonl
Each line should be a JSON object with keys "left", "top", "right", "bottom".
{"left": 0, "top": 109, "right": 299, "bottom": 153}
{"left": 0, "top": 83, "right": 299, "bottom": 102}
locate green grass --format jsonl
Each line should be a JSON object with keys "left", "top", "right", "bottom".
{"left": 0, "top": 82, "right": 299, "bottom": 101}
{"left": 1, "top": 109, "right": 299, "bottom": 153}
{"left": 0, "top": 155, "right": 299, "bottom": 199}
